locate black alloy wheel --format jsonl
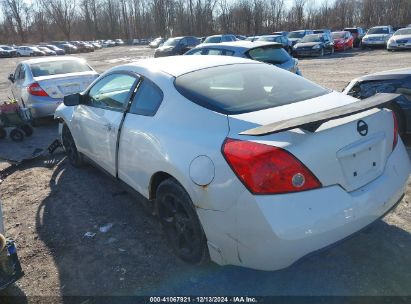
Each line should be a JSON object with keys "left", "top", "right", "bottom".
{"left": 62, "top": 124, "right": 83, "bottom": 167}
{"left": 156, "top": 179, "right": 208, "bottom": 264}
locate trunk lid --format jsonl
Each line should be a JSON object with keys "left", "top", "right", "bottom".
{"left": 34, "top": 72, "right": 98, "bottom": 99}
{"left": 227, "top": 91, "right": 395, "bottom": 192}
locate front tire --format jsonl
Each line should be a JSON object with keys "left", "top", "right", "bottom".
{"left": 62, "top": 124, "right": 84, "bottom": 167}
{"left": 156, "top": 178, "right": 208, "bottom": 264}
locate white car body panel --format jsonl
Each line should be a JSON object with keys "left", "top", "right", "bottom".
{"left": 55, "top": 56, "right": 410, "bottom": 270}
{"left": 72, "top": 105, "right": 123, "bottom": 176}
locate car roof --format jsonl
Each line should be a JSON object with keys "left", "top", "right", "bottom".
{"left": 355, "top": 68, "right": 411, "bottom": 81}
{"left": 21, "top": 56, "right": 87, "bottom": 65}
{"left": 259, "top": 35, "right": 282, "bottom": 38}
{"left": 119, "top": 55, "right": 260, "bottom": 77}
{"left": 370, "top": 25, "right": 390, "bottom": 28}
{"left": 195, "top": 41, "right": 282, "bottom": 51}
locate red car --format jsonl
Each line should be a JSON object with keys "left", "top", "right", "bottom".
{"left": 332, "top": 31, "right": 354, "bottom": 51}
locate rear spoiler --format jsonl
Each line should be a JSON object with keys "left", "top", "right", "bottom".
{"left": 240, "top": 93, "right": 400, "bottom": 136}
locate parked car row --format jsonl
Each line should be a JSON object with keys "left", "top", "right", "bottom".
{"left": 0, "top": 38, "right": 129, "bottom": 58}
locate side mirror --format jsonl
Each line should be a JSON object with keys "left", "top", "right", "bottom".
{"left": 8, "top": 74, "right": 14, "bottom": 83}
{"left": 64, "top": 93, "right": 82, "bottom": 106}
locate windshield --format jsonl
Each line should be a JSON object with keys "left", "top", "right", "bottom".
{"left": 1, "top": 46, "right": 13, "bottom": 50}
{"left": 163, "top": 38, "right": 181, "bottom": 47}
{"left": 344, "top": 28, "right": 358, "bottom": 34}
{"left": 288, "top": 31, "right": 305, "bottom": 39}
{"left": 257, "top": 36, "right": 281, "bottom": 43}
{"left": 332, "top": 32, "right": 345, "bottom": 39}
{"left": 30, "top": 60, "right": 92, "bottom": 77}
{"left": 394, "top": 28, "right": 411, "bottom": 36}
{"left": 301, "top": 34, "right": 323, "bottom": 43}
{"left": 204, "top": 36, "right": 222, "bottom": 43}
{"left": 247, "top": 46, "right": 290, "bottom": 64}
{"left": 175, "top": 63, "right": 329, "bottom": 115}
{"left": 367, "top": 27, "right": 389, "bottom": 35}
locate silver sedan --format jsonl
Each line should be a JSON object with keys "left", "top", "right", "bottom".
{"left": 8, "top": 57, "right": 98, "bottom": 118}
{"left": 185, "top": 41, "right": 301, "bottom": 75}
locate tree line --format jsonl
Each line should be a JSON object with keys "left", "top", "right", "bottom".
{"left": 1, "top": 0, "right": 411, "bottom": 44}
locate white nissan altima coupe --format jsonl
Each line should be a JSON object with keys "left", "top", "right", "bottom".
{"left": 55, "top": 56, "right": 410, "bottom": 271}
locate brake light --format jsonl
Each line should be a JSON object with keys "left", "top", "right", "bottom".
{"left": 28, "top": 82, "right": 48, "bottom": 97}
{"left": 222, "top": 138, "right": 322, "bottom": 194}
{"left": 392, "top": 112, "right": 398, "bottom": 150}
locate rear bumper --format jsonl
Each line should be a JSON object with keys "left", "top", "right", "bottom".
{"left": 25, "top": 96, "right": 63, "bottom": 118}
{"left": 0, "top": 238, "right": 23, "bottom": 290}
{"left": 203, "top": 140, "right": 410, "bottom": 271}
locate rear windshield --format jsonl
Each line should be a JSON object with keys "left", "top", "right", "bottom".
{"left": 163, "top": 38, "right": 181, "bottom": 47}
{"left": 247, "top": 46, "right": 290, "bottom": 64}
{"left": 332, "top": 32, "right": 345, "bottom": 39}
{"left": 394, "top": 28, "right": 411, "bottom": 36}
{"left": 30, "top": 60, "right": 92, "bottom": 77}
{"left": 288, "top": 31, "right": 305, "bottom": 38}
{"left": 257, "top": 36, "right": 281, "bottom": 43}
{"left": 344, "top": 28, "right": 358, "bottom": 33}
{"left": 367, "top": 27, "right": 389, "bottom": 34}
{"left": 301, "top": 34, "right": 323, "bottom": 43}
{"left": 204, "top": 36, "right": 222, "bottom": 43}
{"left": 174, "top": 63, "right": 330, "bottom": 115}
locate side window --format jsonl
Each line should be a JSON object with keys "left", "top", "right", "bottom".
{"left": 189, "top": 37, "right": 198, "bottom": 45}
{"left": 18, "top": 65, "right": 25, "bottom": 80}
{"left": 88, "top": 73, "right": 137, "bottom": 110}
{"left": 180, "top": 38, "right": 188, "bottom": 47}
{"left": 223, "top": 50, "right": 235, "bottom": 56}
{"left": 14, "top": 64, "right": 21, "bottom": 79}
{"left": 188, "top": 49, "right": 204, "bottom": 55}
{"left": 129, "top": 78, "right": 163, "bottom": 116}
{"left": 207, "top": 49, "right": 224, "bottom": 55}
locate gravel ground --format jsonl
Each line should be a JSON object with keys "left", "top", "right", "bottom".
{"left": 0, "top": 46, "right": 411, "bottom": 300}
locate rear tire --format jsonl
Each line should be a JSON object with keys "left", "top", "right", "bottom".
{"left": 156, "top": 178, "right": 209, "bottom": 264}
{"left": 62, "top": 124, "right": 84, "bottom": 167}
{"left": 10, "top": 128, "right": 24, "bottom": 142}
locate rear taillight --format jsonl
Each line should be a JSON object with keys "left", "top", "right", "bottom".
{"left": 222, "top": 138, "right": 322, "bottom": 195}
{"left": 392, "top": 111, "right": 398, "bottom": 150}
{"left": 28, "top": 82, "right": 48, "bottom": 97}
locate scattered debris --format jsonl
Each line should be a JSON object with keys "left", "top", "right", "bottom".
{"left": 106, "top": 237, "right": 117, "bottom": 244}
{"left": 99, "top": 223, "right": 113, "bottom": 233}
{"left": 84, "top": 232, "right": 96, "bottom": 238}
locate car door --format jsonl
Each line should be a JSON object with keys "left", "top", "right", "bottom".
{"left": 72, "top": 72, "right": 139, "bottom": 176}
{"left": 118, "top": 77, "right": 164, "bottom": 194}
{"left": 11, "top": 64, "right": 25, "bottom": 105}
